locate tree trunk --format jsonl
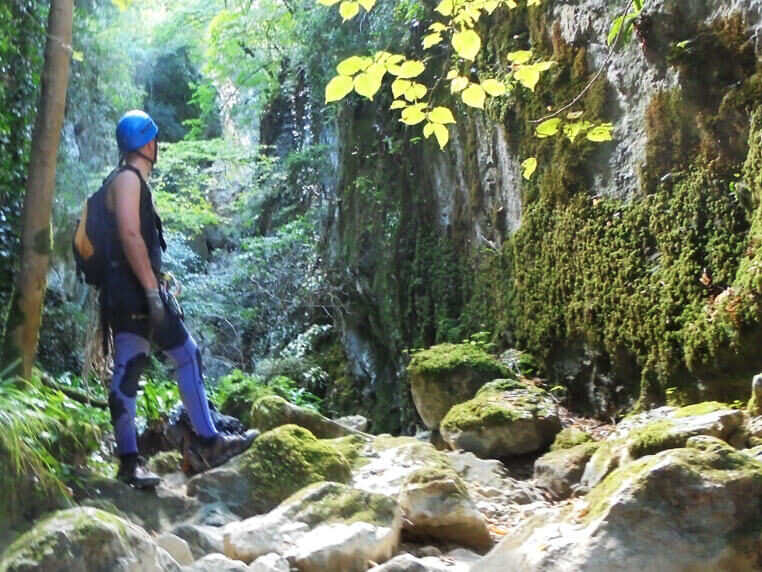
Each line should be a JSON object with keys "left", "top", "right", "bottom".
{"left": 2, "top": 0, "right": 74, "bottom": 378}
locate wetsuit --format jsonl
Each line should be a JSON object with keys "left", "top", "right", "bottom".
{"left": 101, "top": 165, "right": 219, "bottom": 457}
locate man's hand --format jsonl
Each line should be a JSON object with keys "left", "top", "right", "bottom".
{"left": 145, "top": 288, "right": 166, "bottom": 327}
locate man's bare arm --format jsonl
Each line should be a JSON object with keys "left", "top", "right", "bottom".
{"left": 112, "top": 171, "right": 158, "bottom": 291}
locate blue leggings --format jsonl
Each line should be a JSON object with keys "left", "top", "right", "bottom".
{"left": 109, "top": 332, "right": 218, "bottom": 456}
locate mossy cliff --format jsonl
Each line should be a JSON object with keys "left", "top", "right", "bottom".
{"left": 322, "top": 0, "right": 762, "bottom": 426}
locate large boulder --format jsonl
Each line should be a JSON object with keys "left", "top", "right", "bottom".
{"left": 222, "top": 481, "right": 402, "bottom": 571}
{"left": 0, "top": 507, "right": 180, "bottom": 571}
{"left": 580, "top": 402, "right": 745, "bottom": 490}
{"left": 187, "top": 424, "right": 352, "bottom": 517}
{"left": 250, "top": 395, "right": 361, "bottom": 438}
{"left": 474, "top": 441, "right": 762, "bottom": 571}
{"left": 534, "top": 441, "right": 600, "bottom": 499}
{"left": 440, "top": 379, "right": 562, "bottom": 458}
{"left": 408, "top": 343, "right": 507, "bottom": 430}
{"left": 398, "top": 467, "right": 492, "bottom": 552}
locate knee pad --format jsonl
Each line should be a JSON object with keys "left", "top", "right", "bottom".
{"left": 119, "top": 353, "right": 148, "bottom": 398}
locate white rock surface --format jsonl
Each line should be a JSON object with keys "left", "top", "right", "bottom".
{"left": 156, "top": 532, "right": 194, "bottom": 566}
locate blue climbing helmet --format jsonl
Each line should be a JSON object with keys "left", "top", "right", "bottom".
{"left": 116, "top": 110, "right": 158, "bottom": 152}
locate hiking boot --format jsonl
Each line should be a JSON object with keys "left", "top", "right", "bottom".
{"left": 188, "top": 429, "right": 259, "bottom": 472}
{"left": 117, "top": 454, "right": 161, "bottom": 489}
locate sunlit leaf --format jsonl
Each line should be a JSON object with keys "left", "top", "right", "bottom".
{"left": 563, "top": 120, "right": 592, "bottom": 142}
{"left": 527, "top": 0, "right": 541, "bottom": 6}
{"left": 112, "top": 0, "right": 132, "bottom": 10}
{"left": 514, "top": 67, "right": 541, "bottom": 91}
{"left": 357, "top": 0, "right": 376, "bottom": 11}
{"left": 325, "top": 75, "right": 354, "bottom": 102}
{"left": 354, "top": 72, "right": 383, "bottom": 99}
{"left": 423, "top": 122, "right": 434, "bottom": 138}
{"left": 452, "top": 29, "right": 481, "bottom": 61}
{"left": 521, "top": 157, "right": 537, "bottom": 179}
{"left": 423, "top": 33, "right": 443, "bottom": 49}
{"left": 450, "top": 76, "right": 469, "bottom": 93}
{"left": 401, "top": 106, "right": 427, "bottom": 125}
{"left": 481, "top": 78, "right": 506, "bottom": 96}
{"left": 396, "top": 60, "right": 426, "bottom": 78}
{"left": 586, "top": 123, "right": 614, "bottom": 142}
{"left": 506, "top": 0, "right": 517, "bottom": 7}
{"left": 446, "top": 68, "right": 459, "bottom": 80}
{"left": 392, "top": 79, "right": 412, "bottom": 99}
{"left": 507, "top": 50, "right": 532, "bottom": 64}
{"left": 337, "top": 56, "right": 371, "bottom": 76}
{"left": 339, "top": 1, "right": 360, "bottom": 20}
{"left": 404, "top": 82, "right": 427, "bottom": 101}
{"left": 390, "top": 100, "right": 407, "bottom": 110}
{"left": 429, "top": 22, "right": 447, "bottom": 32}
{"left": 535, "top": 117, "right": 561, "bottom": 138}
{"left": 483, "top": 0, "right": 499, "bottom": 13}
{"left": 531, "top": 61, "right": 556, "bottom": 71}
{"left": 432, "top": 124, "right": 449, "bottom": 148}
{"left": 435, "top": 0, "right": 453, "bottom": 15}
{"left": 428, "top": 106, "right": 456, "bottom": 124}
{"left": 607, "top": 15, "right": 624, "bottom": 46}
{"left": 462, "top": 83, "right": 486, "bottom": 108}
{"left": 566, "top": 110, "right": 584, "bottom": 120}
{"left": 367, "top": 63, "right": 387, "bottom": 80}
{"left": 72, "top": 50, "right": 84, "bottom": 62}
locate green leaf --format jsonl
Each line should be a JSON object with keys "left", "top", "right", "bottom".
{"left": 481, "top": 78, "right": 506, "bottom": 96}
{"left": 507, "top": 50, "right": 532, "bottom": 64}
{"left": 461, "top": 83, "right": 486, "bottom": 109}
{"left": 452, "top": 29, "right": 481, "bottom": 61}
{"left": 586, "top": 123, "right": 614, "bottom": 142}
{"left": 563, "top": 120, "right": 593, "bottom": 142}
{"left": 325, "top": 75, "right": 354, "bottom": 102}
{"left": 633, "top": 0, "right": 643, "bottom": 13}
{"left": 423, "top": 33, "right": 443, "bottom": 49}
{"left": 392, "top": 78, "right": 412, "bottom": 99}
{"left": 435, "top": 0, "right": 453, "bottom": 16}
{"left": 401, "top": 106, "right": 427, "bottom": 125}
{"left": 514, "top": 67, "right": 541, "bottom": 91}
{"left": 339, "top": 1, "right": 360, "bottom": 20}
{"left": 607, "top": 15, "right": 624, "bottom": 46}
{"left": 337, "top": 56, "right": 371, "bottom": 76}
{"left": 396, "top": 60, "right": 425, "bottom": 79}
{"left": 428, "top": 106, "right": 456, "bottom": 124}
{"left": 354, "top": 72, "right": 382, "bottom": 100}
{"left": 521, "top": 157, "right": 537, "bottom": 179}
{"left": 535, "top": 117, "right": 561, "bottom": 138}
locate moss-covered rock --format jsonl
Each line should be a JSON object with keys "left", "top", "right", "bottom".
{"left": 534, "top": 441, "right": 599, "bottom": 499}
{"left": 147, "top": 451, "right": 183, "bottom": 475}
{"left": 0, "top": 507, "right": 181, "bottom": 571}
{"left": 250, "top": 395, "right": 356, "bottom": 438}
{"left": 239, "top": 424, "right": 352, "bottom": 514}
{"left": 440, "top": 379, "right": 561, "bottom": 458}
{"left": 408, "top": 343, "right": 508, "bottom": 430}
{"left": 549, "top": 427, "right": 593, "bottom": 451}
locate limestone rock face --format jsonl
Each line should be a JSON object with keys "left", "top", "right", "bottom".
{"left": 408, "top": 343, "right": 507, "bottom": 430}
{"left": 534, "top": 442, "right": 599, "bottom": 499}
{"left": 440, "top": 379, "right": 561, "bottom": 458}
{"left": 248, "top": 552, "right": 291, "bottom": 572}
{"left": 171, "top": 523, "right": 225, "bottom": 560}
{"left": 155, "top": 532, "right": 194, "bottom": 566}
{"left": 476, "top": 444, "right": 762, "bottom": 571}
{"left": 398, "top": 467, "right": 492, "bottom": 552}
{"left": 222, "top": 481, "right": 402, "bottom": 571}
{"left": 184, "top": 553, "right": 249, "bottom": 571}
{"left": 0, "top": 507, "right": 180, "bottom": 572}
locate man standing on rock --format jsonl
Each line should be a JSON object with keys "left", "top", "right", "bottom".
{"left": 101, "top": 110, "right": 256, "bottom": 488}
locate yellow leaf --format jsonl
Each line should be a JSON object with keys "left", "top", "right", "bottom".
{"left": 354, "top": 72, "right": 382, "bottom": 100}
{"left": 530, "top": 61, "right": 556, "bottom": 72}
{"left": 446, "top": 68, "right": 459, "bottom": 80}
{"left": 514, "top": 67, "right": 541, "bottom": 91}
{"left": 325, "top": 75, "right": 354, "bottom": 103}
{"left": 435, "top": 0, "right": 453, "bottom": 16}
{"left": 450, "top": 76, "right": 469, "bottom": 93}
{"left": 535, "top": 117, "right": 561, "bottom": 138}
{"left": 339, "top": 0, "right": 360, "bottom": 20}
{"left": 506, "top": 0, "right": 517, "bottom": 7}
{"left": 367, "top": 63, "right": 386, "bottom": 80}
{"left": 586, "top": 123, "right": 614, "bottom": 142}
{"left": 400, "top": 106, "right": 426, "bottom": 125}
{"left": 432, "top": 123, "right": 449, "bottom": 148}
{"left": 567, "top": 110, "right": 584, "bottom": 120}
{"left": 112, "top": 0, "right": 132, "bottom": 10}
{"left": 423, "top": 122, "right": 435, "bottom": 138}
{"left": 337, "top": 56, "right": 371, "bottom": 76}
{"left": 481, "top": 78, "right": 506, "bottom": 96}
{"left": 396, "top": 60, "right": 426, "bottom": 79}
{"left": 429, "top": 22, "right": 446, "bottom": 32}
{"left": 428, "top": 106, "right": 456, "bottom": 124}
{"left": 392, "top": 79, "right": 412, "bottom": 99}
{"left": 357, "top": 0, "right": 375, "bottom": 10}
{"left": 484, "top": 0, "right": 499, "bottom": 14}
{"left": 521, "top": 157, "right": 537, "bottom": 179}
{"left": 527, "top": 0, "right": 541, "bottom": 6}
{"left": 461, "top": 83, "right": 486, "bottom": 108}
{"left": 507, "top": 50, "right": 532, "bottom": 64}
{"left": 72, "top": 50, "right": 84, "bottom": 62}
{"left": 423, "top": 33, "right": 443, "bottom": 49}
{"left": 390, "top": 100, "right": 407, "bottom": 110}
{"left": 404, "top": 82, "right": 427, "bottom": 101}
{"left": 452, "top": 29, "right": 481, "bottom": 61}
{"left": 317, "top": 0, "right": 341, "bottom": 5}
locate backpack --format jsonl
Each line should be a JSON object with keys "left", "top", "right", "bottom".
{"left": 72, "top": 166, "right": 128, "bottom": 287}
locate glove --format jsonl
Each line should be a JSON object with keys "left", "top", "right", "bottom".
{"left": 145, "top": 288, "right": 166, "bottom": 327}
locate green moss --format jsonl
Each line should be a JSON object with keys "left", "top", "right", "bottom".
{"left": 408, "top": 343, "right": 507, "bottom": 378}
{"left": 241, "top": 424, "right": 351, "bottom": 512}
{"left": 626, "top": 419, "right": 681, "bottom": 458}
{"left": 147, "top": 451, "right": 182, "bottom": 475}
{"left": 405, "top": 466, "right": 469, "bottom": 500}
{"left": 325, "top": 434, "right": 368, "bottom": 469}
{"left": 673, "top": 401, "right": 729, "bottom": 418}
{"left": 749, "top": 392, "right": 762, "bottom": 417}
{"left": 550, "top": 427, "right": 593, "bottom": 451}
{"left": 291, "top": 482, "right": 398, "bottom": 528}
